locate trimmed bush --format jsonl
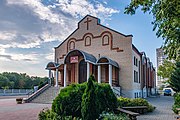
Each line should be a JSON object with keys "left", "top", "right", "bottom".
{"left": 117, "top": 97, "right": 155, "bottom": 112}
{"left": 172, "top": 92, "right": 180, "bottom": 114}
{"left": 96, "top": 83, "right": 117, "bottom": 112}
{"left": 99, "top": 112, "right": 130, "bottom": 120}
{"left": 81, "top": 75, "right": 98, "bottom": 120}
{"left": 39, "top": 108, "right": 60, "bottom": 120}
{"left": 117, "top": 97, "right": 131, "bottom": 108}
{"left": 52, "top": 83, "right": 86, "bottom": 118}
{"left": 52, "top": 75, "right": 117, "bottom": 119}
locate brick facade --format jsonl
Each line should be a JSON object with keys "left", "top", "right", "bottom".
{"left": 46, "top": 15, "right": 156, "bottom": 98}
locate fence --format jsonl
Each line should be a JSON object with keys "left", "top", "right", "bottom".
{"left": 0, "top": 89, "right": 33, "bottom": 96}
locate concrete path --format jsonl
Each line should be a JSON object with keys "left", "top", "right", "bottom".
{"left": 0, "top": 97, "right": 51, "bottom": 120}
{"left": 138, "top": 95, "right": 177, "bottom": 120}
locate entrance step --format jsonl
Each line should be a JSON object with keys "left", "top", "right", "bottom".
{"left": 31, "top": 86, "right": 60, "bottom": 104}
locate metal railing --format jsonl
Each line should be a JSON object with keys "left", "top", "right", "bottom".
{"left": 24, "top": 84, "right": 51, "bottom": 103}
{"left": 0, "top": 89, "right": 33, "bottom": 96}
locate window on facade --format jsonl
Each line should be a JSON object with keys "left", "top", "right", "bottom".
{"left": 134, "top": 56, "right": 138, "bottom": 66}
{"left": 134, "top": 70, "right": 138, "bottom": 83}
{"left": 85, "top": 36, "right": 91, "bottom": 46}
{"left": 69, "top": 41, "right": 75, "bottom": 50}
{"left": 136, "top": 58, "right": 138, "bottom": 66}
{"left": 139, "top": 92, "right": 141, "bottom": 98}
{"left": 102, "top": 35, "right": 109, "bottom": 45}
{"left": 139, "top": 61, "right": 140, "bottom": 83}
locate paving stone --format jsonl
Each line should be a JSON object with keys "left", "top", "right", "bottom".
{"left": 0, "top": 98, "right": 51, "bottom": 120}
{"left": 137, "top": 95, "right": 176, "bottom": 120}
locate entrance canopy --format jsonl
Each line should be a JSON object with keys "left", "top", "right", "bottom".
{"left": 97, "top": 56, "right": 119, "bottom": 68}
{"left": 64, "top": 49, "right": 97, "bottom": 64}
{"left": 46, "top": 62, "right": 59, "bottom": 70}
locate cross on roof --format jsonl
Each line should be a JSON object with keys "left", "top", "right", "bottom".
{"left": 84, "top": 17, "right": 92, "bottom": 30}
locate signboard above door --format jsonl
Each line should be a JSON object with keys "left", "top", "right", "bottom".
{"left": 70, "top": 56, "right": 78, "bottom": 63}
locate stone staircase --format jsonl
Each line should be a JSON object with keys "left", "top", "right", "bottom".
{"left": 113, "top": 87, "right": 121, "bottom": 97}
{"left": 31, "top": 86, "right": 60, "bottom": 104}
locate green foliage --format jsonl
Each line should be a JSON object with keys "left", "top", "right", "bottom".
{"left": 117, "top": 97, "right": 131, "bottom": 108}
{"left": 174, "top": 93, "right": 180, "bottom": 106}
{"left": 157, "top": 60, "right": 175, "bottom": 81}
{"left": 172, "top": 92, "right": 180, "bottom": 114}
{"left": 169, "top": 62, "right": 180, "bottom": 92}
{"left": 52, "top": 75, "right": 117, "bottom": 119}
{"left": 99, "top": 112, "right": 130, "bottom": 120}
{"left": 95, "top": 83, "right": 117, "bottom": 113}
{"left": 39, "top": 108, "right": 60, "bottom": 120}
{"left": 125, "top": 0, "right": 180, "bottom": 61}
{"left": 0, "top": 72, "right": 48, "bottom": 89}
{"left": 52, "top": 83, "right": 86, "bottom": 118}
{"left": 81, "top": 75, "right": 97, "bottom": 120}
{"left": 117, "top": 97, "right": 155, "bottom": 112}
{"left": 0, "top": 75, "right": 10, "bottom": 89}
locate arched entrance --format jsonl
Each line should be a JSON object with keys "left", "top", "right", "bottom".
{"left": 79, "top": 59, "right": 87, "bottom": 83}
{"left": 97, "top": 57, "right": 119, "bottom": 87}
{"left": 63, "top": 49, "right": 97, "bottom": 86}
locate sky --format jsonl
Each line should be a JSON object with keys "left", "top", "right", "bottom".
{"left": 0, "top": 0, "right": 163, "bottom": 77}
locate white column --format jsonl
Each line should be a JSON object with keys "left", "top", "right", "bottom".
{"left": 64, "top": 64, "right": 67, "bottom": 87}
{"left": 98, "top": 65, "right": 101, "bottom": 83}
{"left": 87, "top": 62, "right": 90, "bottom": 81}
{"left": 109, "top": 64, "right": 112, "bottom": 87}
{"left": 55, "top": 68, "right": 58, "bottom": 87}
{"left": 49, "top": 70, "right": 51, "bottom": 85}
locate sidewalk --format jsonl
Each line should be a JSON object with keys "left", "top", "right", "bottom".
{"left": 0, "top": 98, "right": 51, "bottom": 120}
{"left": 137, "top": 95, "right": 176, "bottom": 120}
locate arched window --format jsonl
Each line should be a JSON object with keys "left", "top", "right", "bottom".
{"left": 69, "top": 41, "right": 75, "bottom": 50}
{"left": 102, "top": 35, "right": 109, "bottom": 46}
{"left": 85, "top": 36, "right": 91, "bottom": 46}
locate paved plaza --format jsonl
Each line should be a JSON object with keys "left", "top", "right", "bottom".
{"left": 138, "top": 95, "right": 177, "bottom": 120}
{"left": 0, "top": 95, "right": 177, "bottom": 120}
{"left": 0, "top": 96, "right": 51, "bottom": 120}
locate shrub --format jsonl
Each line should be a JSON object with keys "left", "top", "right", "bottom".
{"left": 95, "top": 83, "right": 117, "bottom": 113}
{"left": 117, "top": 97, "right": 155, "bottom": 112}
{"left": 130, "top": 98, "right": 149, "bottom": 106}
{"left": 52, "top": 83, "right": 86, "bottom": 118}
{"left": 81, "top": 75, "right": 98, "bottom": 120}
{"left": 99, "top": 112, "right": 130, "bottom": 120}
{"left": 39, "top": 108, "right": 60, "bottom": 120}
{"left": 52, "top": 75, "right": 117, "bottom": 119}
{"left": 117, "top": 97, "right": 131, "bottom": 108}
{"left": 174, "top": 92, "right": 180, "bottom": 106}
{"left": 172, "top": 92, "right": 180, "bottom": 114}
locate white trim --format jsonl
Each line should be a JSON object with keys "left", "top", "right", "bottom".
{"left": 109, "top": 64, "right": 112, "bottom": 86}
{"left": 64, "top": 64, "right": 66, "bottom": 87}
{"left": 98, "top": 65, "right": 101, "bottom": 83}
{"left": 87, "top": 62, "right": 90, "bottom": 81}
{"left": 49, "top": 70, "right": 51, "bottom": 85}
{"left": 55, "top": 69, "right": 58, "bottom": 87}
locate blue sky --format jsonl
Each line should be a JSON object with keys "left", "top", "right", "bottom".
{"left": 0, "top": 0, "right": 163, "bottom": 77}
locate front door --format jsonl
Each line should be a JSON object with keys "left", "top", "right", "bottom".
{"left": 79, "top": 59, "right": 87, "bottom": 83}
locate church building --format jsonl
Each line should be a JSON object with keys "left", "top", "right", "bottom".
{"left": 46, "top": 15, "right": 156, "bottom": 98}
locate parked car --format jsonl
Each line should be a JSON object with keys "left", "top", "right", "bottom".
{"left": 163, "top": 88, "right": 172, "bottom": 96}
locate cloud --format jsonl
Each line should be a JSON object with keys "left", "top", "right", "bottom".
{"left": 0, "top": 0, "right": 119, "bottom": 76}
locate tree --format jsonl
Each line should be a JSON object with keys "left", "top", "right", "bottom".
{"left": 0, "top": 72, "right": 48, "bottom": 89}
{"left": 0, "top": 75, "right": 10, "bottom": 89}
{"left": 157, "top": 60, "right": 175, "bottom": 81}
{"left": 81, "top": 75, "right": 98, "bottom": 120}
{"left": 125, "top": 0, "right": 180, "bottom": 61}
{"left": 169, "top": 61, "right": 180, "bottom": 92}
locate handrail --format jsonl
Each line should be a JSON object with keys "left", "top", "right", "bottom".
{"left": 113, "top": 87, "right": 121, "bottom": 97}
{"left": 27, "top": 90, "right": 34, "bottom": 97}
{"left": 24, "top": 84, "right": 51, "bottom": 103}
